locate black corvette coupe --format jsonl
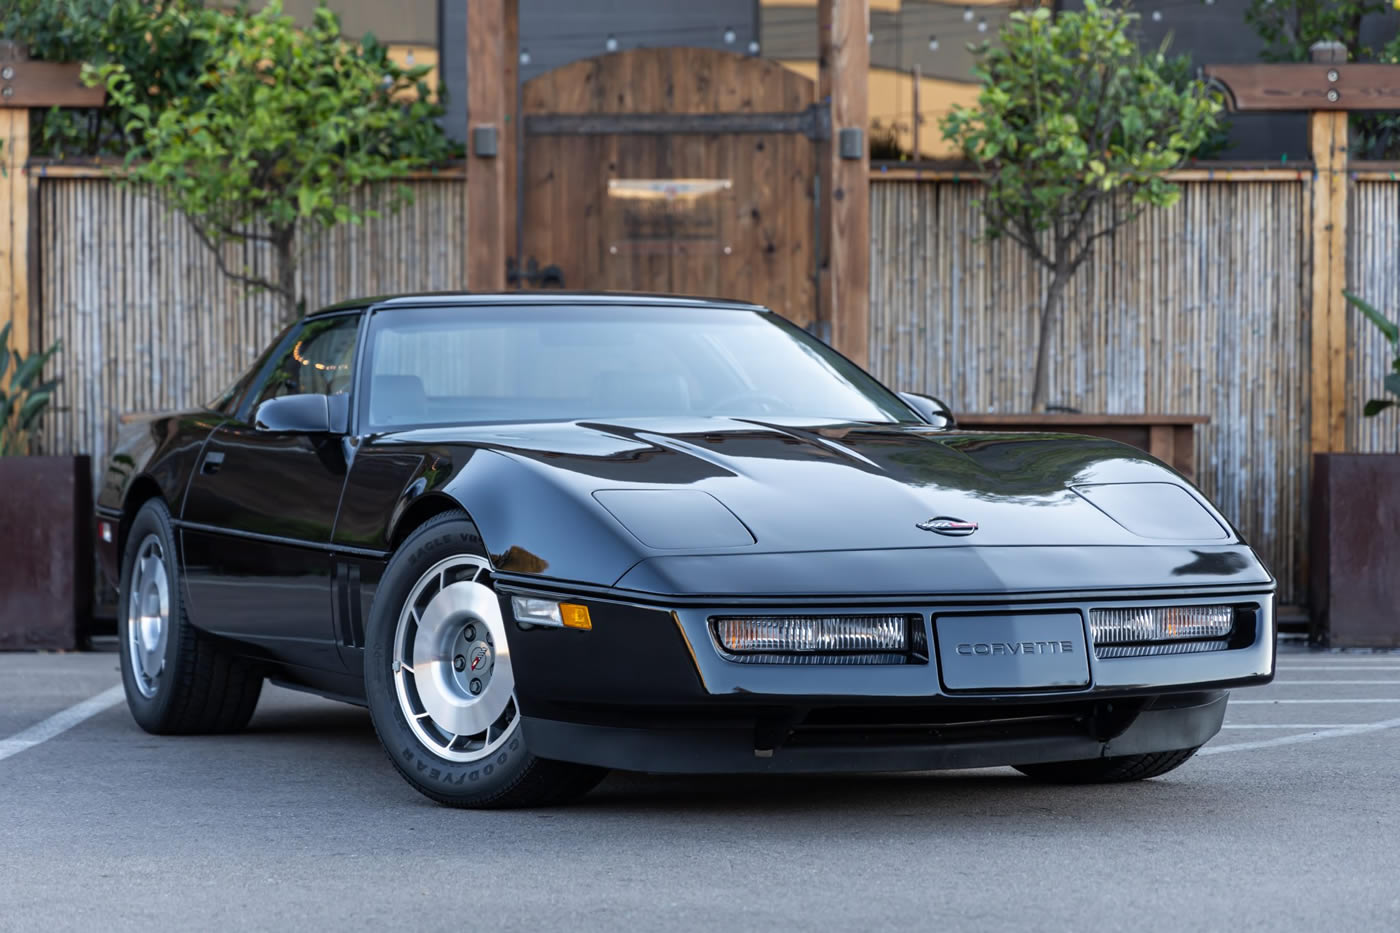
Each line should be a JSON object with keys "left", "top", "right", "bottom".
{"left": 96, "top": 293, "right": 1276, "bottom": 807}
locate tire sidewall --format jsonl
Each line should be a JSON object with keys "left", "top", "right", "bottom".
{"left": 117, "top": 499, "right": 186, "bottom": 731}
{"left": 365, "top": 514, "right": 533, "bottom": 801}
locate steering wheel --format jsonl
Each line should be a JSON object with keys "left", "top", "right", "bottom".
{"left": 707, "top": 392, "right": 793, "bottom": 416}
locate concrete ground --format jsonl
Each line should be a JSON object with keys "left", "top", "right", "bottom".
{"left": 1, "top": 643, "right": 1397, "bottom": 932}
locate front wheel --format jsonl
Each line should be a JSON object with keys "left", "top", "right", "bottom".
{"left": 117, "top": 498, "right": 263, "bottom": 734}
{"left": 364, "top": 510, "right": 606, "bottom": 808}
{"left": 1014, "top": 747, "right": 1200, "bottom": 784}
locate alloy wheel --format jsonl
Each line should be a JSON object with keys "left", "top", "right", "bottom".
{"left": 391, "top": 555, "right": 520, "bottom": 763}
{"left": 126, "top": 533, "right": 170, "bottom": 699}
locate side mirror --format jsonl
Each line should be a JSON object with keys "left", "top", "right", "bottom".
{"left": 254, "top": 394, "right": 348, "bottom": 433}
{"left": 898, "top": 392, "right": 957, "bottom": 429}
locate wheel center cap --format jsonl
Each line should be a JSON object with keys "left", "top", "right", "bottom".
{"left": 468, "top": 642, "right": 491, "bottom": 673}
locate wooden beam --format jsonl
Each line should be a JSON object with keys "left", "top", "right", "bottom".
{"left": 1204, "top": 63, "right": 1400, "bottom": 112}
{"left": 466, "top": 0, "right": 510, "bottom": 291}
{"left": 0, "top": 60, "right": 104, "bottom": 109}
{"left": 26, "top": 161, "right": 469, "bottom": 180}
{"left": 870, "top": 167, "right": 1309, "bottom": 183}
{"left": 818, "top": 0, "right": 870, "bottom": 367}
{"left": 1308, "top": 42, "right": 1349, "bottom": 456}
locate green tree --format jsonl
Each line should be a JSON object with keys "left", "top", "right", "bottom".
{"left": 90, "top": 1, "right": 453, "bottom": 323}
{"left": 941, "top": 1, "right": 1221, "bottom": 412}
{"left": 3, "top": 1, "right": 212, "bottom": 158}
{"left": 0, "top": 322, "right": 61, "bottom": 456}
{"left": 1342, "top": 291, "right": 1400, "bottom": 417}
{"left": 1244, "top": 0, "right": 1388, "bottom": 62}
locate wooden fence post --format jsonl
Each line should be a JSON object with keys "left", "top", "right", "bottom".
{"left": 0, "top": 42, "right": 31, "bottom": 358}
{"left": 1308, "top": 40, "right": 1349, "bottom": 456}
{"left": 466, "top": 0, "right": 515, "bottom": 291}
{"left": 818, "top": 0, "right": 870, "bottom": 367}
{"left": 0, "top": 42, "right": 101, "bottom": 364}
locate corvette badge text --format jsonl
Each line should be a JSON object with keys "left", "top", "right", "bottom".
{"left": 956, "top": 640, "right": 1077, "bottom": 656}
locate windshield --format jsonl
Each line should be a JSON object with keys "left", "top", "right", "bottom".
{"left": 361, "top": 305, "right": 915, "bottom": 429}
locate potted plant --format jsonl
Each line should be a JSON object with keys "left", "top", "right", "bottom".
{"left": 1309, "top": 293, "right": 1400, "bottom": 647}
{"left": 936, "top": 1, "right": 1222, "bottom": 479}
{"left": 0, "top": 324, "right": 89, "bottom": 651}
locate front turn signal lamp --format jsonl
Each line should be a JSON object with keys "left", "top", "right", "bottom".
{"left": 510, "top": 596, "right": 592, "bottom": 630}
{"left": 1089, "top": 605, "right": 1236, "bottom": 658}
{"left": 711, "top": 615, "right": 916, "bottom": 664}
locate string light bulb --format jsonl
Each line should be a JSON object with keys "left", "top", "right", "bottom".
{"left": 928, "top": 35, "right": 939, "bottom": 51}
{"left": 1152, "top": 9, "right": 1162, "bottom": 20}
{"left": 605, "top": 34, "right": 618, "bottom": 52}
{"left": 963, "top": 6, "right": 974, "bottom": 21}
{"left": 519, "top": 47, "right": 531, "bottom": 66}
{"left": 747, "top": 39, "right": 760, "bottom": 55}
{"left": 977, "top": 18, "right": 988, "bottom": 32}
{"left": 723, "top": 26, "right": 736, "bottom": 44}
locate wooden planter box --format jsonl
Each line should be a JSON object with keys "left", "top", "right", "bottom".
{"left": 954, "top": 414, "right": 1208, "bottom": 482}
{"left": 0, "top": 456, "right": 93, "bottom": 650}
{"left": 1310, "top": 453, "right": 1400, "bottom": 649}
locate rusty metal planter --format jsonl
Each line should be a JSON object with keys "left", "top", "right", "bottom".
{"left": 0, "top": 456, "right": 93, "bottom": 650}
{"left": 1310, "top": 453, "right": 1400, "bottom": 648}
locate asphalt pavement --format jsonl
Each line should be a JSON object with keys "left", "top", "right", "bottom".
{"left": 1, "top": 642, "right": 1397, "bottom": 932}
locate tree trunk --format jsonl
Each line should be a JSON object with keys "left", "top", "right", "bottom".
{"left": 272, "top": 226, "right": 299, "bottom": 325}
{"left": 1029, "top": 265, "right": 1071, "bottom": 413}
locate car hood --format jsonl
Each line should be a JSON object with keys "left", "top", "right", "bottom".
{"left": 429, "top": 416, "right": 1238, "bottom": 554}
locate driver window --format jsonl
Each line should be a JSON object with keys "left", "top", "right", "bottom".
{"left": 247, "top": 315, "right": 359, "bottom": 413}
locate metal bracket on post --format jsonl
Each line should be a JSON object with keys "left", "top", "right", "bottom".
{"left": 838, "top": 127, "right": 863, "bottom": 160}
{"left": 472, "top": 125, "right": 499, "bottom": 158}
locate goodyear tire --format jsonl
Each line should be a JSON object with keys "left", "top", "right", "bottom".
{"left": 118, "top": 498, "right": 263, "bottom": 734}
{"left": 364, "top": 509, "right": 606, "bottom": 808}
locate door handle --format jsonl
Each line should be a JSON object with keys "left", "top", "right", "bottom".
{"left": 201, "top": 451, "right": 225, "bottom": 475}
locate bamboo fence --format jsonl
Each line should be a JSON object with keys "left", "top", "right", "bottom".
{"left": 35, "top": 177, "right": 468, "bottom": 477}
{"left": 869, "top": 177, "right": 1313, "bottom": 604}
{"left": 32, "top": 171, "right": 1398, "bottom": 606}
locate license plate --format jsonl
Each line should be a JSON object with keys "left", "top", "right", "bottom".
{"left": 935, "top": 612, "right": 1091, "bottom": 691}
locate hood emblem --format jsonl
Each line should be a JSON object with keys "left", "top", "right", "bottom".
{"left": 917, "top": 516, "right": 978, "bottom": 536}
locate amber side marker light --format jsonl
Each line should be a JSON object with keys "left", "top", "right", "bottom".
{"left": 510, "top": 596, "right": 592, "bottom": 631}
{"left": 559, "top": 603, "right": 592, "bottom": 630}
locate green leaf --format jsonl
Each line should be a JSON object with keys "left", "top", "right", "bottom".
{"left": 1363, "top": 399, "right": 1397, "bottom": 417}
{"left": 1343, "top": 290, "right": 1400, "bottom": 345}
{"left": 16, "top": 391, "right": 52, "bottom": 432}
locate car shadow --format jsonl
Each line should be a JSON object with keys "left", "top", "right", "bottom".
{"left": 218, "top": 694, "right": 1238, "bottom": 827}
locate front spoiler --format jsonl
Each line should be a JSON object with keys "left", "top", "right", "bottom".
{"left": 521, "top": 692, "right": 1230, "bottom": 774}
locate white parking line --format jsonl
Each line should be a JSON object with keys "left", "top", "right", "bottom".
{"left": 1275, "top": 665, "right": 1400, "bottom": 671}
{"left": 1221, "top": 724, "right": 1361, "bottom": 729}
{"left": 1267, "top": 680, "right": 1400, "bottom": 685}
{"left": 1231, "top": 698, "right": 1400, "bottom": 704}
{"left": 1201, "top": 717, "right": 1400, "bottom": 755}
{"left": 0, "top": 685, "right": 124, "bottom": 763}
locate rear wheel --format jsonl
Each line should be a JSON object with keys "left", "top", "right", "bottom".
{"left": 118, "top": 498, "right": 263, "bottom": 734}
{"left": 1014, "top": 747, "right": 1200, "bottom": 784}
{"left": 364, "top": 510, "right": 606, "bottom": 808}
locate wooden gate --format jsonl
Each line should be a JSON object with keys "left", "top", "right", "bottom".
{"left": 518, "top": 49, "right": 823, "bottom": 328}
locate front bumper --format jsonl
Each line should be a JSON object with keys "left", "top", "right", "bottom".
{"left": 521, "top": 691, "right": 1229, "bottom": 774}
{"left": 501, "top": 584, "right": 1274, "bottom": 773}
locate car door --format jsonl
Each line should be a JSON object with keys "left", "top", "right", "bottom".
{"left": 179, "top": 311, "right": 362, "bottom": 671}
